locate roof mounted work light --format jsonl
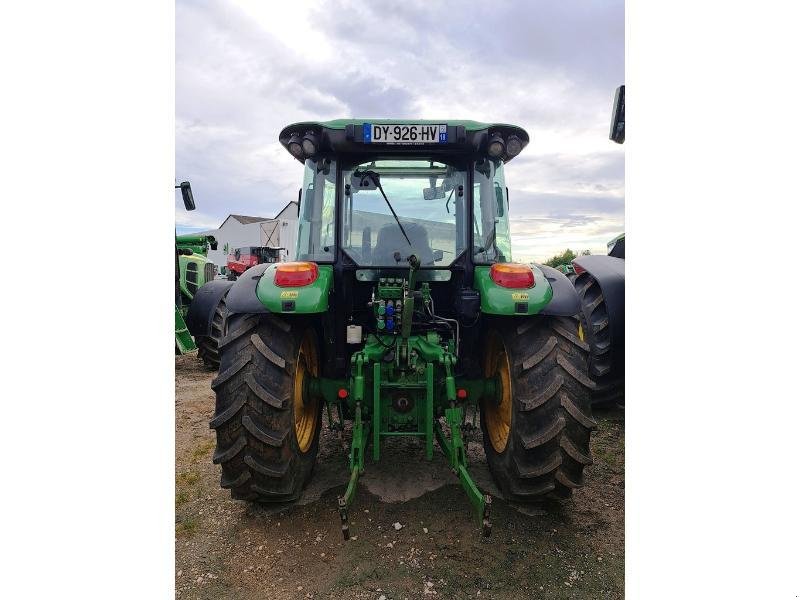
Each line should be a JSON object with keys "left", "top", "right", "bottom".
{"left": 287, "top": 133, "right": 304, "bottom": 159}
{"left": 506, "top": 135, "right": 523, "bottom": 157}
{"left": 487, "top": 132, "right": 505, "bottom": 158}
{"left": 301, "top": 131, "right": 318, "bottom": 157}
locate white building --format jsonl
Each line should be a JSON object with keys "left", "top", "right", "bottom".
{"left": 202, "top": 201, "right": 298, "bottom": 268}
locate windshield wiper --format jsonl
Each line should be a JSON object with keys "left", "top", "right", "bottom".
{"left": 368, "top": 172, "right": 412, "bottom": 249}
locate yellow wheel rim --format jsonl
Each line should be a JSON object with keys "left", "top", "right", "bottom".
{"left": 483, "top": 330, "right": 512, "bottom": 453}
{"left": 293, "top": 330, "right": 319, "bottom": 453}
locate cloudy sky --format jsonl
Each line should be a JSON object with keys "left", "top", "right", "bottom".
{"left": 176, "top": 0, "right": 624, "bottom": 262}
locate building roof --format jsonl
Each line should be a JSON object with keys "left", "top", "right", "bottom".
{"left": 274, "top": 200, "right": 299, "bottom": 220}
{"left": 218, "top": 202, "right": 299, "bottom": 229}
{"left": 228, "top": 214, "right": 272, "bottom": 224}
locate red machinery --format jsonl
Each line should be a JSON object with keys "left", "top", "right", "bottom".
{"left": 226, "top": 246, "right": 283, "bottom": 280}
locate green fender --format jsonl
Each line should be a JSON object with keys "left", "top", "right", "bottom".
{"left": 473, "top": 264, "right": 553, "bottom": 315}
{"left": 255, "top": 264, "right": 333, "bottom": 313}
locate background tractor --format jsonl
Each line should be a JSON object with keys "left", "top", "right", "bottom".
{"left": 190, "top": 120, "right": 597, "bottom": 537}
{"left": 174, "top": 182, "right": 229, "bottom": 369}
{"left": 568, "top": 86, "right": 626, "bottom": 406}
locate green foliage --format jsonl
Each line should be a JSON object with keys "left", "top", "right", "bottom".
{"left": 543, "top": 248, "right": 591, "bottom": 267}
{"left": 543, "top": 249, "right": 577, "bottom": 267}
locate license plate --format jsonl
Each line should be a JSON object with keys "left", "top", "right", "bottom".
{"left": 363, "top": 123, "right": 447, "bottom": 144}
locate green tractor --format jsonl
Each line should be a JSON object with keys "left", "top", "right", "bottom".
{"left": 569, "top": 86, "right": 626, "bottom": 406}
{"left": 175, "top": 182, "right": 228, "bottom": 369}
{"left": 190, "top": 120, "right": 596, "bottom": 537}
{"left": 555, "top": 263, "right": 576, "bottom": 276}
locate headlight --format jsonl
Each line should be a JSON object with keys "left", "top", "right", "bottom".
{"left": 287, "top": 133, "right": 304, "bottom": 159}
{"left": 506, "top": 135, "right": 523, "bottom": 157}
{"left": 301, "top": 131, "right": 318, "bottom": 157}
{"left": 487, "top": 132, "right": 505, "bottom": 158}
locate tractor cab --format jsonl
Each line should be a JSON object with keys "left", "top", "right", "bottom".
{"left": 282, "top": 120, "right": 527, "bottom": 273}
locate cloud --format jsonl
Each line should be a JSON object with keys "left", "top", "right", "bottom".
{"left": 176, "top": 0, "right": 624, "bottom": 256}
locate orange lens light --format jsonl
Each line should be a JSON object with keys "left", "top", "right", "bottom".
{"left": 274, "top": 261, "right": 319, "bottom": 287}
{"left": 490, "top": 263, "right": 535, "bottom": 288}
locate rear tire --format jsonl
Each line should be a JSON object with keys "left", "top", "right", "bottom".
{"left": 210, "top": 313, "right": 322, "bottom": 502}
{"left": 481, "top": 316, "right": 596, "bottom": 503}
{"left": 568, "top": 271, "right": 624, "bottom": 405}
{"left": 196, "top": 291, "right": 229, "bottom": 370}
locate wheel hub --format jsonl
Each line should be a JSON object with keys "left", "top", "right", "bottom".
{"left": 483, "top": 331, "right": 512, "bottom": 453}
{"left": 293, "top": 331, "right": 319, "bottom": 453}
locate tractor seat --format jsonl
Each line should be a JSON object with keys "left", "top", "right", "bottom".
{"left": 374, "top": 222, "right": 434, "bottom": 266}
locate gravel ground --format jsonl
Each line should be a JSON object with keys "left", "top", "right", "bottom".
{"left": 176, "top": 354, "right": 624, "bottom": 599}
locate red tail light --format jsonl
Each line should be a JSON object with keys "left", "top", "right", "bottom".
{"left": 274, "top": 261, "right": 319, "bottom": 287}
{"left": 572, "top": 262, "right": 586, "bottom": 275}
{"left": 490, "top": 263, "right": 535, "bottom": 288}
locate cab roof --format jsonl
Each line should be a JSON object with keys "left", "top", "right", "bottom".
{"left": 279, "top": 119, "right": 530, "bottom": 164}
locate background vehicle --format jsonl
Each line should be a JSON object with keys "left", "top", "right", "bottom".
{"left": 226, "top": 246, "right": 283, "bottom": 280}
{"left": 174, "top": 182, "right": 229, "bottom": 369}
{"left": 569, "top": 86, "right": 625, "bottom": 406}
{"left": 190, "top": 120, "right": 597, "bottom": 537}
{"left": 177, "top": 233, "right": 218, "bottom": 302}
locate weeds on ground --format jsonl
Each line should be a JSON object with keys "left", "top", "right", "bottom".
{"left": 176, "top": 515, "right": 198, "bottom": 535}
{"left": 191, "top": 439, "right": 215, "bottom": 462}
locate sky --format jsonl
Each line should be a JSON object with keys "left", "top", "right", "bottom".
{"left": 176, "top": 0, "right": 624, "bottom": 262}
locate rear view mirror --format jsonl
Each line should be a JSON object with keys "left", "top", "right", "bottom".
{"left": 351, "top": 170, "right": 379, "bottom": 191}
{"left": 177, "top": 181, "right": 195, "bottom": 211}
{"left": 423, "top": 186, "right": 446, "bottom": 201}
{"left": 609, "top": 85, "right": 625, "bottom": 144}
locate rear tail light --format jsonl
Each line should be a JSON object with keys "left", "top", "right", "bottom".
{"left": 274, "top": 261, "right": 319, "bottom": 287}
{"left": 490, "top": 263, "right": 535, "bottom": 288}
{"left": 572, "top": 262, "right": 586, "bottom": 275}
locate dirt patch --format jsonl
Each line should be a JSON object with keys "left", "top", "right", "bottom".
{"left": 176, "top": 354, "right": 624, "bottom": 599}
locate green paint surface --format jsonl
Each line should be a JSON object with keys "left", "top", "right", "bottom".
{"left": 178, "top": 252, "right": 215, "bottom": 302}
{"left": 255, "top": 264, "right": 332, "bottom": 313}
{"left": 473, "top": 264, "right": 552, "bottom": 315}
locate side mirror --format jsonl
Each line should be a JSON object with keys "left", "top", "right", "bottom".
{"left": 609, "top": 85, "right": 625, "bottom": 144}
{"left": 494, "top": 184, "right": 505, "bottom": 217}
{"left": 208, "top": 236, "right": 218, "bottom": 251}
{"left": 177, "top": 181, "right": 195, "bottom": 211}
{"left": 302, "top": 184, "right": 314, "bottom": 219}
{"left": 433, "top": 249, "right": 444, "bottom": 262}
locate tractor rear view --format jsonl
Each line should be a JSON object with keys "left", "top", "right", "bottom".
{"left": 191, "top": 120, "right": 597, "bottom": 537}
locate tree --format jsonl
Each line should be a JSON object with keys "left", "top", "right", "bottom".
{"left": 543, "top": 249, "right": 577, "bottom": 268}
